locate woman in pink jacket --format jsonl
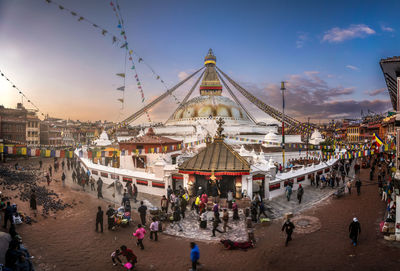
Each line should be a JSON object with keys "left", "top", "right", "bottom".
{"left": 133, "top": 224, "right": 146, "bottom": 250}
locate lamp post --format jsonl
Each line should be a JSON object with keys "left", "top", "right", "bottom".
{"left": 281, "top": 81, "right": 286, "bottom": 169}
{"left": 306, "top": 117, "right": 310, "bottom": 161}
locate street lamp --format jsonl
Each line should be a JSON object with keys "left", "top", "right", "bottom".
{"left": 281, "top": 81, "right": 286, "bottom": 168}
{"left": 306, "top": 117, "right": 310, "bottom": 161}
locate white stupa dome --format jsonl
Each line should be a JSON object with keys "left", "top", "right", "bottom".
{"left": 166, "top": 95, "right": 251, "bottom": 125}
{"left": 93, "top": 131, "right": 112, "bottom": 146}
{"left": 310, "top": 129, "right": 323, "bottom": 145}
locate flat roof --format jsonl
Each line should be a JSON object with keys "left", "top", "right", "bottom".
{"left": 380, "top": 56, "right": 400, "bottom": 110}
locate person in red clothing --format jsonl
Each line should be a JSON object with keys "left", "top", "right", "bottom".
{"left": 120, "top": 245, "right": 137, "bottom": 269}
{"left": 201, "top": 193, "right": 208, "bottom": 204}
{"left": 133, "top": 224, "right": 147, "bottom": 250}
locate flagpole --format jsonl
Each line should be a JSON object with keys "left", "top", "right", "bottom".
{"left": 281, "top": 81, "right": 286, "bottom": 169}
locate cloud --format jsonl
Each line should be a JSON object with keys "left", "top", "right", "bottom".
{"left": 364, "top": 88, "right": 386, "bottom": 96}
{"left": 346, "top": 65, "right": 359, "bottom": 71}
{"left": 296, "top": 32, "right": 308, "bottom": 48}
{"left": 178, "top": 71, "right": 189, "bottom": 81}
{"left": 381, "top": 25, "right": 394, "bottom": 32}
{"left": 240, "top": 72, "right": 391, "bottom": 121}
{"left": 322, "top": 24, "right": 375, "bottom": 43}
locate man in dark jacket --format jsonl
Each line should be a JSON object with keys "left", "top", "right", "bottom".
{"left": 3, "top": 202, "right": 13, "bottom": 229}
{"left": 171, "top": 206, "right": 183, "bottom": 231}
{"left": 282, "top": 218, "right": 295, "bottom": 246}
{"left": 167, "top": 185, "right": 173, "bottom": 200}
{"left": 297, "top": 184, "right": 304, "bottom": 204}
{"left": 97, "top": 178, "right": 103, "bottom": 199}
{"left": 349, "top": 217, "right": 361, "bottom": 246}
{"left": 132, "top": 184, "right": 138, "bottom": 203}
{"left": 95, "top": 206, "right": 103, "bottom": 233}
{"left": 5, "top": 242, "right": 20, "bottom": 270}
{"left": 211, "top": 213, "right": 223, "bottom": 237}
{"left": 138, "top": 201, "right": 147, "bottom": 226}
{"left": 106, "top": 205, "right": 115, "bottom": 230}
{"left": 355, "top": 178, "right": 362, "bottom": 196}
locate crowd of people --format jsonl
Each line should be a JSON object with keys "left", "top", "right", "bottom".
{"left": 1, "top": 149, "right": 394, "bottom": 270}
{"left": 1, "top": 194, "right": 34, "bottom": 270}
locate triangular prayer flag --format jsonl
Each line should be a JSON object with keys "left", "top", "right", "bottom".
{"left": 118, "top": 98, "right": 124, "bottom": 103}
{"left": 116, "top": 86, "right": 125, "bottom": 91}
{"left": 116, "top": 73, "right": 125, "bottom": 78}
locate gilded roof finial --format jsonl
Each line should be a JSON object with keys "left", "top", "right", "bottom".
{"left": 215, "top": 117, "right": 225, "bottom": 139}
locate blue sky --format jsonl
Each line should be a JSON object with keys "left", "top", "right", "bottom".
{"left": 0, "top": 0, "right": 398, "bottom": 123}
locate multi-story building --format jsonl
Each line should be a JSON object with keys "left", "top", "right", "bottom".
{"left": 0, "top": 104, "right": 28, "bottom": 143}
{"left": 346, "top": 124, "right": 360, "bottom": 142}
{"left": 380, "top": 115, "right": 395, "bottom": 142}
{"left": 26, "top": 111, "right": 40, "bottom": 145}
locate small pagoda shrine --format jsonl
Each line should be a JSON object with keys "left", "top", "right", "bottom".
{"left": 119, "top": 127, "right": 182, "bottom": 168}
{"left": 179, "top": 118, "right": 250, "bottom": 198}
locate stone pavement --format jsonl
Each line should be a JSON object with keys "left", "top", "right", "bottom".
{"left": 59, "top": 158, "right": 357, "bottom": 242}
{"left": 163, "top": 208, "right": 250, "bottom": 242}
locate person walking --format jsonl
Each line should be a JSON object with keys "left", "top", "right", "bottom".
{"left": 355, "top": 178, "right": 362, "bottom": 196}
{"left": 46, "top": 172, "right": 51, "bottom": 186}
{"left": 250, "top": 202, "right": 258, "bottom": 223}
{"left": 297, "top": 184, "right": 304, "bottom": 204}
{"left": 285, "top": 185, "right": 292, "bottom": 201}
{"left": 161, "top": 195, "right": 169, "bottom": 213}
{"left": 132, "top": 184, "right": 138, "bottom": 203}
{"left": 180, "top": 195, "right": 188, "bottom": 219}
{"left": 95, "top": 206, "right": 104, "bottom": 233}
{"left": 30, "top": 190, "right": 37, "bottom": 217}
{"left": 122, "top": 189, "right": 130, "bottom": 207}
{"left": 171, "top": 206, "right": 183, "bottom": 231}
{"left": 222, "top": 209, "right": 231, "bottom": 232}
{"left": 149, "top": 217, "right": 159, "bottom": 241}
{"left": 39, "top": 160, "right": 42, "bottom": 169}
{"left": 227, "top": 190, "right": 233, "bottom": 209}
{"left": 138, "top": 201, "right": 147, "bottom": 226}
{"left": 48, "top": 165, "right": 52, "bottom": 177}
{"left": 232, "top": 200, "right": 239, "bottom": 220}
{"left": 133, "top": 224, "right": 146, "bottom": 250}
{"left": 167, "top": 185, "right": 173, "bottom": 201}
{"left": 199, "top": 210, "right": 207, "bottom": 229}
{"left": 349, "top": 217, "right": 361, "bottom": 246}
{"left": 346, "top": 179, "right": 352, "bottom": 195}
{"left": 61, "top": 172, "right": 66, "bottom": 187}
{"left": 90, "top": 177, "right": 95, "bottom": 191}
{"left": 72, "top": 170, "right": 76, "bottom": 183}
{"left": 211, "top": 213, "right": 223, "bottom": 237}
{"left": 61, "top": 160, "right": 65, "bottom": 170}
{"left": 97, "top": 177, "right": 103, "bottom": 199}
{"left": 281, "top": 218, "right": 295, "bottom": 246}
{"left": 190, "top": 242, "right": 200, "bottom": 271}
{"left": 316, "top": 174, "right": 320, "bottom": 187}
{"left": 310, "top": 174, "right": 315, "bottom": 186}
{"left": 257, "top": 201, "right": 268, "bottom": 220}
{"left": 106, "top": 205, "right": 115, "bottom": 230}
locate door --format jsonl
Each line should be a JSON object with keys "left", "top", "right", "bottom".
{"left": 195, "top": 175, "right": 211, "bottom": 195}
{"left": 218, "top": 176, "right": 235, "bottom": 198}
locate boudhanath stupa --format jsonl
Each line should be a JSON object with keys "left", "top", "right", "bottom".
{"left": 77, "top": 50, "right": 334, "bottom": 202}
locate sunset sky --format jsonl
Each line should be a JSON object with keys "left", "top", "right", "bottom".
{"left": 0, "top": 0, "right": 399, "bottom": 124}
